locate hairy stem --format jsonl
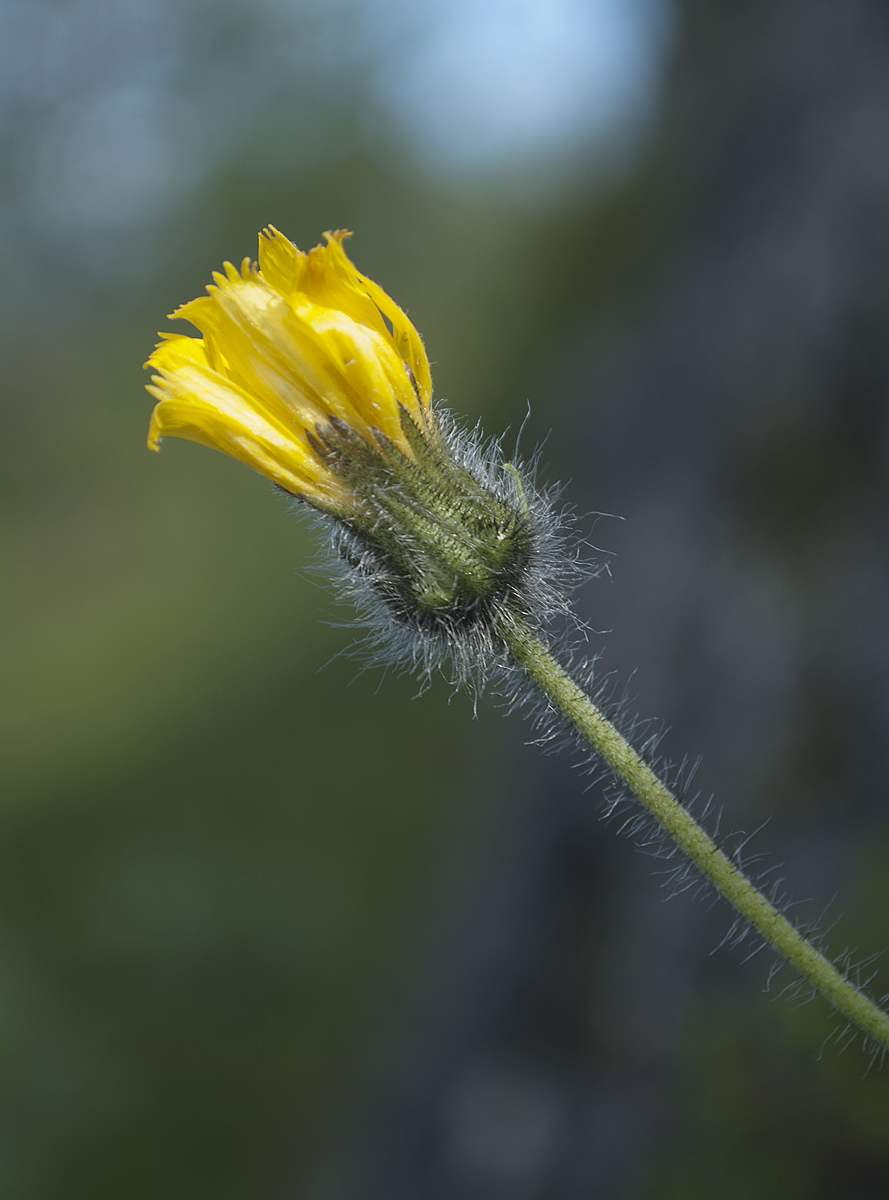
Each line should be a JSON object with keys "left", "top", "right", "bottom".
{"left": 503, "top": 618, "right": 889, "bottom": 1052}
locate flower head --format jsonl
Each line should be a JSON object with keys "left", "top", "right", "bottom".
{"left": 146, "top": 227, "right": 433, "bottom": 510}
{"left": 146, "top": 229, "right": 575, "bottom": 677}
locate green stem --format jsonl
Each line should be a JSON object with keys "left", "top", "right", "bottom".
{"left": 502, "top": 617, "right": 889, "bottom": 1052}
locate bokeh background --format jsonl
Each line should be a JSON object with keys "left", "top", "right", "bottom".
{"left": 3, "top": 0, "right": 889, "bottom": 1196}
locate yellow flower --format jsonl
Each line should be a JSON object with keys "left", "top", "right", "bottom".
{"left": 146, "top": 226, "right": 538, "bottom": 636}
{"left": 145, "top": 227, "right": 432, "bottom": 509}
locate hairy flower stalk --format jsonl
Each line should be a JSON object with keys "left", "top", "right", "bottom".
{"left": 146, "top": 228, "right": 889, "bottom": 1055}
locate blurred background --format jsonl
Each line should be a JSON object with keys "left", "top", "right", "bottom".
{"left": 2, "top": 0, "right": 889, "bottom": 1196}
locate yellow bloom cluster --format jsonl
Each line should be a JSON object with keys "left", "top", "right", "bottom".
{"left": 146, "top": 227, "right": 432, "bottom": 508}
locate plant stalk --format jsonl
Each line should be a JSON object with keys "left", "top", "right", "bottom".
{"left": 502, "top": 618, "right": 889, "bottom": 1052}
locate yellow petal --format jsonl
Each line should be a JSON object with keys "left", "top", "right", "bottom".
{"left": 319, "top": 232, "right": 432, "bottom": 406}
{"left": 147, "top": 357, "right": 348, "bottom": 505}
{"left": 260, "top": 227, "right": 431, "bottom": 407}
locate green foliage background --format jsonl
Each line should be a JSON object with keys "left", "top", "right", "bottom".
{"left": 0, "top": 6, "right": 655, "bottom": 1194}
{"left": 2, "top": 2, "right": 889, "bottom": 1197}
